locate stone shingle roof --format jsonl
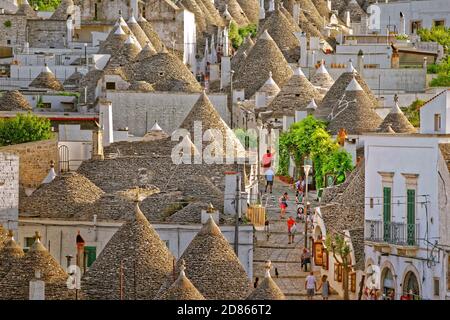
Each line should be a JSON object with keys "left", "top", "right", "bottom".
{"left": 0, "top": 234, "right": 71, "bottom": 300}
{"left": 165, "top": 201, "right": 208, "bottom": 224}
{"left": 339, "top": 0, "right": 366, "bottom": 23}
{"left": 98, "top": 25, "right": 129, "bottom": 55}
{"left": 158, "top": 216, "right": 252, "bottom": 299}
{"left": 234, "top": 30, "right": 293, "bottom": 99}
{"left": 297, "top": 0, "right": 325, "bottom": 29}
{"left": 0, "top": 225, "right": 7, "bottom": 248}
{"left": 63, "top": 69, "right": 83, "bottom": 88}
{"left": 379, "top": 103, "right": 416, "bottom": 133}
{"left": 198, "top": 0, "right": 225, "bottom": 27}
{"left": 327, "top": 78, "right": 382, "bottom": 135}
{"left": 258, "top": 8, "right": 300, "bottom": 58}
{"left": 320, "top": 161, "right": 365, "bottom": 236}
{"left": 231, "top": 35, "right": 254, "bottom": 73}
{"left": 127, "top": 15, "right": 150, "bottom": 47}
{"left": 130, "top": 50, "right": 202, "bottom": 92}
{"left": 218, "top": 0, "right": 250, "bottom": 27}
{"left": 135, "top": 42, "right": 157, "bottom": 61}
{"left": 315, "top": 64, "right": 378, "bottom": 119}
{"left": 154, "top": 260, "right": 205, "bottom": 300}
{"left": 50, "top": 0, "right": 74, "bottom": 20}
{"left": 107, "top": 36, "right": 141, "bottom": 69}
{"left": 179, "top": 91, "right": 230, "bottom": 144}
{"left": 349, "top": 228, "right": 365, "bottom": 271}
{"left": 267, "top": 67, "right": 322, "bottom": 118}
{"left": 0, "top": 90, "right": 32, "bottom": 111}
{"left": 297, "top": 9, "right": 322, "bottom": 38}
{"left": 16, "top": 0, "right": 38, "bottom": 18}
{"left": 128, "top": 80, "right": 155, "bottom": 92}
{"left": 0, "top": 231, "right": 25, "bottom": 280}
{"left": 310, "top": 63, "right": 335, "bottom": 89}
{"left": 247, "top": 260, "right": 285, "bottom": 300}
{"left": 19, "top": 172, "right": 104, "bottom": 219}
{"left": 280, "top": 5, "right": 301, "bottom": 33}
{"left": 311, "top": 0, "right": 331, "bottom": 19}
{"left": 81, "top": 203, "right": 175, "bottom": 300}
{"left": 137, "top": 15, "right": 164, "bottom": 52}
{"left": 237, "top": 0, "right": 260, "bottom": 24}
{"left": 29, "top": 66, "right": 64, "bottom": 91}
{"left": 179, "top": 0, "right": 207, "bottom": 33}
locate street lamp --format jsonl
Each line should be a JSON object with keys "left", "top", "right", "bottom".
{"left": 303, "top": 164, "right": 312, "bottom": 250}
{"left": 230, "top": 69, "right": 235, "bottom": 129}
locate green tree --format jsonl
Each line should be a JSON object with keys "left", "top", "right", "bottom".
{"left": 29, "top": 0, "right": 61, "bottom": 11}
{"left": 0, "top": 113, "right": 52, "bottom": 146}
{"left": 326, "top": 233, "right": 352, "bottom": 300}
{"left": 277, "top": 115, "right": 353, "bottom": 189}
{"left": 401, "top": 99, "right": 424, "bottom": 127}
{"left": 418, "top": 26, "right": 450, "bottom": 51}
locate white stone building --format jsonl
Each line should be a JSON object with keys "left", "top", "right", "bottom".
{"left": 363, "top": 89, "right": 450, "bottom": 300}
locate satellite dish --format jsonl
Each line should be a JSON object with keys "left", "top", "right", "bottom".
{"left": 365, "top": 265, "right": 381, "bottom": 290}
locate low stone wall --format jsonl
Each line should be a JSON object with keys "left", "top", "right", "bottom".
{"left": 0, "top": 138, "right": 58, "bottom": 189}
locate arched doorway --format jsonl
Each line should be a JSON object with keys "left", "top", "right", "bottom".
{"left": 403, "top": 271, "right": 420, "bottom": 299}
{"left": 381, "top": 268, "right": 395, "bottom": 299}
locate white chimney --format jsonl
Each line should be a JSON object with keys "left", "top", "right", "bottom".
{"left": 268, "top": 0, "right": 275, "bottom": 12}
{"left": 224, "top": 172, "right": 241, "bottom": 215}
{"left": 282, "top": 116, "right": 295, "bottom": 132}
{"left": 345, "top": 11, "right": 351, "bottom": 27}
{"left": 255, "top": 91, "right": 267, "bottom": 108}
{"left": 327, "top": 0, "right": 332, "bottom": 11}
{"left": 399, "top": 12, "right": 406, "bottom": 35}
{"left": 295, "top": 110, "right": 308, "bottom": 122}
{"left": 292, "top": 4, "right": 300, "bottom": 25}
{"left": 29, "top": 270, "right": 45, "bottom": 300}
{"left": 131, "top": 0, "right": 139, "bottom": 18}
{"left": 99, "top": 100, "right": 113, "bottom": 147}
{"left": 259, "top": 0, "right": 265, "bottom": 20}
{"left": 220, "top": 56, "right": 231, "bottom": 89}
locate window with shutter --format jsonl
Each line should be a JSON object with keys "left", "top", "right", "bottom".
{"left": 383, "top": 187, "right": 391, "bottom": 242}
{"left": 407, "top": 189, "right": 416, "bottom": 245}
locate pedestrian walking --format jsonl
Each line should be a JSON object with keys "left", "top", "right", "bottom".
{"left": 301, "top": 248, "right": 311, "bottom": 272}
{"left": 264, "top": 167, "right": 274, "bottom": 193}
{"left": 317, "top": 275, "right": 330, "bottom": 300}
{"left": 279, "top": 192, "right": 288, "bottom": 219}
{"left": 305, "top": 271, "right": 317, "bottom": 300}
{"left": 287, "top": 216, "right": 297, "bottom": 244}
{"left": 262, "top": 149, "right": 274, "bottom": 170}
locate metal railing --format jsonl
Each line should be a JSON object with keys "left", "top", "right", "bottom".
{"left": 365, "top": 220, "right": 420, "bottom": 246}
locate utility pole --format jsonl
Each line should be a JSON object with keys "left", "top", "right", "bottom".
{"left": 303, "top": 165, "right": 311, "bottom": 250}
{"left": 230, "top": 70, "right": 235, "bottom": 129}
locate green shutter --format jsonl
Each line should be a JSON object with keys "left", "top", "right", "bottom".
{"left": 407, "top": 189, "right": 416, "bottom": 245}
{"left": 383, "top": 187, "right": 391, "bottom": 241}
{"left": 84, "top": 246, "right": 97, "bottom": 268}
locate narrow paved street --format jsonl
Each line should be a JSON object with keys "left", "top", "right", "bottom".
{"left": 252, "top": 177, "right": 339, "bottom": 300}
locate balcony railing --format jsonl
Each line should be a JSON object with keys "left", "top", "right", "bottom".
{"left": 365, "top": 220, "right": 420, "bottom": 246}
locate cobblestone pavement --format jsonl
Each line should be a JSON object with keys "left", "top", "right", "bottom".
{"left": 253, "top": 177, "right": 340, "bottom": 300}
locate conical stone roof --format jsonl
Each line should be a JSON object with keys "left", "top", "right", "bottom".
{"left": 0, "top": 233, "right": 70, "bottom": 300}
{"left": 247, "top": 260, "right": 285, "bottom": 300}
{"left": 268, "top": 67, "right": 322, "bottom": 118}
{"left": 327, "top": 77, "right": 382, "bottom": 135}
{"left": 82, "top": 203, "right": 175, "bottom": 300}
{"left": 258, "top": 8, "right": 299, "bottom": 53}
{"left": 0, "top": 90, "right": 32, "bottom": 111}
{"left": 311, "top": 0, "right": 331, "bottom": 20}
{"left": 128, "top": 80, "right": 155, "bottom": 92}
{"left": 0, "top": 225, "right": 7, "bottom": 248}
{"left": 179, "top": 0, "right": 207, "bottom": 33}
{"left": 237, "top": 0, "right": 260, "bottom": 25}
{"left": 219, "top": 0, "right": 250, "bottom": 26}
{"left": 98, "top": 25, "right": 129, "bottom": 55}
{"left": 316, "top": 62, "right": 378, "bottom": 119}
{"left": 198, "top": 0, "right": 225, "bottom": 27}
{"left": 154, "top": 260, "right": 205, "bottom": 300}
{"left": 310, "top": 63, "right": 335, "bottom": 89}
{"left": 0, "top": 231, "right": 25, "bottom": 280}
{"left": 280, "top": 5, "right": 302, "bottom": 32}
{"left": 108, "top": 36, "right": 141, "bottom": 69}
{"left": 63, "top": 68, "right": 83, "bottom": 88}
{"left": 20, "top": 172, "right": 104, "bottom": 219}
{"left": 16, "top": 0, "right": 38, "bottom": 18}
{"left": 130, "top": 50, "right": 202, "bottom": 92}
{"left": 298, "top": 9, "right": 322, "bottom": 38}
{"left": 137, "top": 15, "right": 164, "bottom": 52}
{"left": 231, "top": 35, "right": 254, "bottom": 73}
{"left": 127, "top": 15, "right": 150, "bottom": 47}
{"left": 297, "top": 0, "right": 325, "bottom": 29}
{"left": 257, "top": 72, "right": 281, "bottom": 97}
{"left": 135, "top": 42, "right": 157, "bottom": 61}
{"left": 50, "top": 0, "right": 74, "bottom": 20}
{"left": 29, "top": 65, "right": 64, "bottom": 91}
{"left": 340, "top": 0, "right": 366, "bottom": 22}
{"left": 179, "top": 91, "right": 230, "bottom": 143}
{"left": 234, "top": 30, "right": 293, "bottom": 99}
{"left": 159, "top": 216, "right": 252, "bottom": 299}
{"left": 379, "top": 102, "right": 416, "bottom": 133}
